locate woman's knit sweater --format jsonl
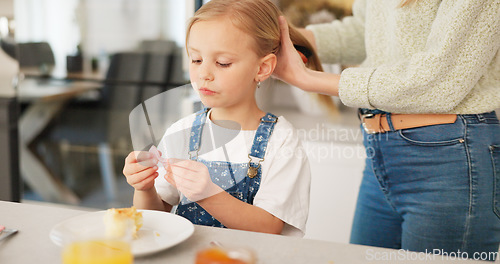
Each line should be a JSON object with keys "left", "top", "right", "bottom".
{"left": 307, "top": 0, "right": 499, "bottom": 114}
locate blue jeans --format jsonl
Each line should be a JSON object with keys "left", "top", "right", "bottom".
{"left": 350, "top": 112, "right": 500, "bottom": 261}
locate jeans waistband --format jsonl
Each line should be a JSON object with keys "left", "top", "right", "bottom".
{"left": 359, "top": 109, "right": 499, "bottom": 124}
{"left": 358, "top": 108, "right": 388, "bottom": 115}
{"left": 458, "top": 111, "right": 499, "bottom": 124}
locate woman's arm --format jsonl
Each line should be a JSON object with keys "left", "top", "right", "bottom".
{"left": 273, "top": 16, "right": 341, "bottom": 97}
{"left": 302, "top": 0, "right": 499, "bottom": 113}
{"left": 341, "top": 0, "right": 499, "bottom": 113}
{"left": 274, "top": 0, "right": 367, "bottom": 97}
{"left": 305, "top": 0, "right": 367, "bottom": 65}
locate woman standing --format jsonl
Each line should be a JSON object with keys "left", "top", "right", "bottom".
{"left": 274, "top": 0, "right": 500, "bottom": 260}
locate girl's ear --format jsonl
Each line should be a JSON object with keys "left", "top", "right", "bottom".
{"left": 255, "top": 54, "right": 277, "bottom": 82}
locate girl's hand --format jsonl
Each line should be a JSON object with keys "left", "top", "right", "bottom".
{"left": 149, "top": 145, "right": 169, "bottom": 167}
{"left": 273, "top": 16, "right": 309, "bottom": 87}
{"left": 123, "top": 151, "right": 159, "bottom": 191}
{"left": 165, "top": 159, "right": 223, "bottom": 202}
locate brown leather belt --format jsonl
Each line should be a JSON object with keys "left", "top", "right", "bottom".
{"left": 360, "top": 113, "right": 457, "bottom": 134}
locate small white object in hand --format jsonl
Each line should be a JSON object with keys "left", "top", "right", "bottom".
{"left": 149, "top": 145, "right": 169, "bottom": 168}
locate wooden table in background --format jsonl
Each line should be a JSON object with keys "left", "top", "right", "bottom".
{"left": 17, "top": 78, "right": 101, "bottom": 204}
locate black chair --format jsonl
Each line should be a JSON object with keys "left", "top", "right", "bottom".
{"left": 0, "top": 37, "right": 18, "bottom": 60}
{"left": 139, "top": 53, "right": 174, "bottom": 102}
{"left": 138, "top": 40, "right": 177, "bottom": 102}
{"left": 47, "top": 52, "right": 147, "bottom": 205}
{"left": 17, "top": 42, "right": 55, "bottom": 75}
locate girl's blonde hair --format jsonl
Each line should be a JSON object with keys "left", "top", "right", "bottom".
{"left": 186, "top": 0, "right": 337, "bottom": 115}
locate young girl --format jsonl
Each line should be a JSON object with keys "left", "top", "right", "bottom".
{"left": 123, "top": 0, "right": 319, "bottom": 236}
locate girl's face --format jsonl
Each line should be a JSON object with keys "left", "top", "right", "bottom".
{"left": 187, "top": 18, "right": 262, "bottom": 110}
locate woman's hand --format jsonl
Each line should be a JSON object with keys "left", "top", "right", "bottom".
{"left": 273, "top": 16, "right": 340, "bottom": 96}
{"left": 123, "top": 151, "right": 159, "bottom": 191}
{"left": 273, "top": 16, "right": 310, "bottom": 88}
{"left": 165, "top": 159, "right": 223, "bottom": 202}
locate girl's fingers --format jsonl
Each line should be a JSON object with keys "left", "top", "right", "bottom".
{"left": 137, "top": 151, "right": 159, "bottom": 167}
{"left": 123, "top": 152, "right": 158, "bottom": 175}
{"left": 125, "top": 151, "right": 154, "bottom": 163}
{"left": 167, "top": 158, "right": 185, "bottom": 166}
{"left": 125, "top": 151, "right": 158, "bottom": 166}
{"left": 172, "top": 173, "right": 194, "bottom": 192}
{"left": 124, "top": 154, "right": 157, "bottom": 176}
{"left": 164, "top": 164, "right": 177, "bottom": 187}
{"left": 164, "top": 172, "right": 177, "bottom": 187}
{"left": 126, "top": 167, "right": 158, "bottom": 185}
{"left": 133, "top": 175, "right": 157, "bottom": 190}
{"left": 169, "top": 159, "right": 203, "bottom": 172}
{"left": 125, "top": 151, "right": 141, "bottom": 164}
{"left": 123, "top": 162, "right": 157, "bottom": 177}
{"left": 170, "top": 166, "right": 198, "bottom": 182}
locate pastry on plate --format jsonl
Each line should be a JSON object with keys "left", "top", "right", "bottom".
{"left": 104, "top": 206, "right": 143, "bottom": 239}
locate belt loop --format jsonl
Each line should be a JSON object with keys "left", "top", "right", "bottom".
{"left": 357, "top": 108, "right": 365, "bottom": 120}
{"left": 385, "top": 113, "right": 395, "bottom": 131}
{"left": 476, "top": 114, "right": 485, "bottom": 123}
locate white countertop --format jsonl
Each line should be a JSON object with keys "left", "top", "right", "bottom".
{"left": 0, "top": 201, "right": 490, "bottom": 263}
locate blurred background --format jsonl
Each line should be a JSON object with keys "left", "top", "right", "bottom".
{"left": 0, "top": 0, "right": 369, "bottom": 244}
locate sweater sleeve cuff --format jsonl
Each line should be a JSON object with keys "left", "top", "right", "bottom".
{"left": 338, "top": 67, "right": 376, "bottom": 109}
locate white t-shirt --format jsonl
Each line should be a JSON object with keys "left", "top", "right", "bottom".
{"left": 154, "top": 111, "right": 311, "bottom": 237}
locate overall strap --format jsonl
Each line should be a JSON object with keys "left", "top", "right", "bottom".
{"left": 249, "top": 113, "right": 278, "bottom": 159}
{"left": 188, "top": 107, "right": 210, "bottom": 159}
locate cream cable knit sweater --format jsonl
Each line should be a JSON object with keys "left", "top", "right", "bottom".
{"left": 306, "top": 0, "right": 499, "bottom": 114}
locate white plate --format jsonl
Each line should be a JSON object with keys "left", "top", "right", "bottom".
{"left": 50, "top": 210, "right": 194, "bottom": 257}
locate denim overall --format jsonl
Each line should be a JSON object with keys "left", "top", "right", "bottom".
{"left": 175, "top": 108, "right": 278, "bottom": 227}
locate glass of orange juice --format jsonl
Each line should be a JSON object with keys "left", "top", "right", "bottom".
{"left": 195, "top": 246, "right": 256, "bottom": 264}
{"left": 62, "top": 238, "right": 133, "bottom": 264}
